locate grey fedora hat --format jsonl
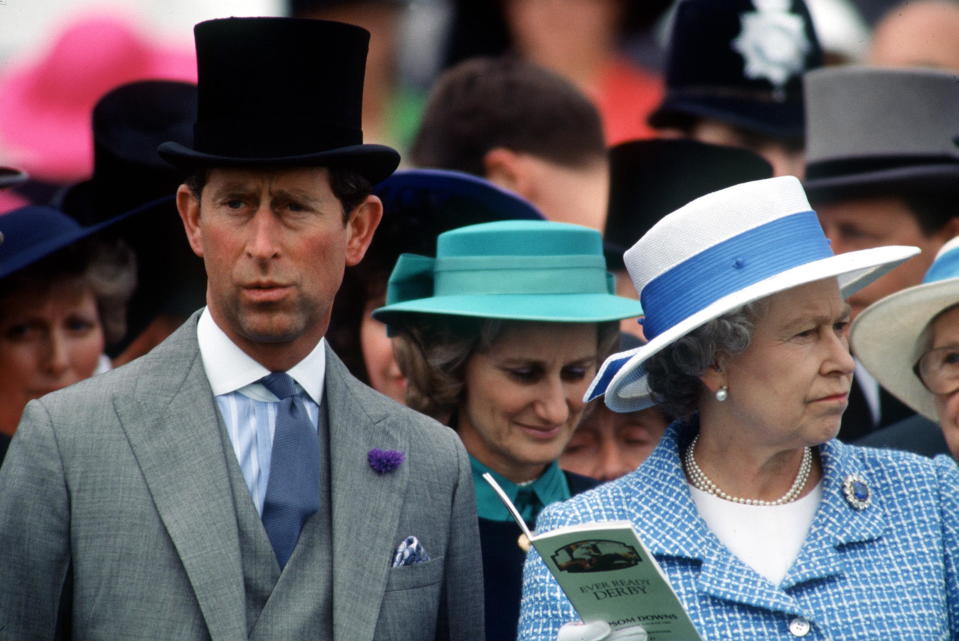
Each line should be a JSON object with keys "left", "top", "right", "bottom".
{"left": 803, "top": 66, "right": 959, "bottom": 200}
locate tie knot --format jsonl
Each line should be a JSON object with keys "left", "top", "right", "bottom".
{"left": 260, "top": 372, "right": 298, "bottom": 399}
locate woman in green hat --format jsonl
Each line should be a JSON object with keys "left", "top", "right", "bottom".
{"left": 374, "top": 219, "right": 644, "bottom": 641}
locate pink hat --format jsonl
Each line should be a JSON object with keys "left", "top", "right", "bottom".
{"left": 0, "top": 14, "right": 196, "bottom": 182}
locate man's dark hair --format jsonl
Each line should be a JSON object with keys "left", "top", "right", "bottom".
{"left": 184, "top": 166, "right": 372, "bottom": 221}
{"left": 409, "top": 56, "right": 606, "bottom": 176}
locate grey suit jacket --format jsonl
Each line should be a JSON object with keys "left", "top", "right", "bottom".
{"left": 0, "top": 314, "right": 484, "bottom": 641}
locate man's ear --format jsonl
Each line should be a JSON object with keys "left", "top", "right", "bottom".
{"left": 483, "top": 147, "right": 532, "bottom": 198}
{"left": 176, "top": 184, "right": 205, "bottom": 258}
{"left": 344, "top": 194, "right": 383, "bottom": 266}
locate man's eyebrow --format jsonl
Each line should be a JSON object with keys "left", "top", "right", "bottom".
{"left": 270, "top": 188, "right": 326, "bottom": 207}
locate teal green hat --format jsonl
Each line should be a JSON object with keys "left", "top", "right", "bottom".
{"left": 373, "top": 220, "right": 645, "bottom": 326}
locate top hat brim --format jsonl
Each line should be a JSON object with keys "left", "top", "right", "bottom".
{"left": 804, "top": 164, "right": 959, "bottom": 202}
{"left": 649, "top": 95, "right": 805, "bottom": 141}
{"left": 851, "top": 276, "right": 959, "bottom": 422}
{"left": 157, "top": 141, "right": 400, "bottom": 185}
{"left": 589, "top": 244, "right": 919, "bottom": 413}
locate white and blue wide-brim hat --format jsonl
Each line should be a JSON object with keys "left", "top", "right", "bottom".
{"left": 851, "top": 236, "right": 959, "bottom": 421}
{"left": 587, "top": 176, "right": 919, "bottom": 413}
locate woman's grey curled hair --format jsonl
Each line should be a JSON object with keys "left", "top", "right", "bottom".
{"left": 645, "top": 300, "right": 767, "bottom": 418}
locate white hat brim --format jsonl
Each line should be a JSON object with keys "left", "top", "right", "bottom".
{"left": 850, "top": 277, "right": 959, "bottom": 422}
{"left": 591, "top": 245, "right": 920, "bottom": 412}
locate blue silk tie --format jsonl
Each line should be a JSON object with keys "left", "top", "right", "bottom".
{"left": 259, "top": 372, "right": 321, "bottom": 569}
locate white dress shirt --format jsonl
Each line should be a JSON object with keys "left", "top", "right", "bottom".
{"left": 197, "top": 308, "right": 326, "bottom": 514}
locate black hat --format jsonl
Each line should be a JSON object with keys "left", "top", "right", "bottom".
{"left": 649, "top": 0, "right": 822, "bottom": 141}
{"left": 158, "top": 17, "right": 399, "bottom": 184}
{"left": 0, "top": 166, "right": 27, "bottom": 190}
{"left": 59, "top": 80, "right": 206, "bottom": 356}
{"left": 60, "top": 80, "right": 196, "bottom": 224}
{"left": 603, "top": 139, "right": 773, "bottom": 270}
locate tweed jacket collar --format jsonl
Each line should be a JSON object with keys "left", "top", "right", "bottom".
{"left": 615, "top": 419, "right": 889, "bottom": 615}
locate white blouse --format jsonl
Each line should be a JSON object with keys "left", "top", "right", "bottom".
{"left": 689, "top": 482, "right": 823, "bottom": 586}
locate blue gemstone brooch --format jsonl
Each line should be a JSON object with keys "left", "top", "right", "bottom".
{"left": 843, "top": 474, "right": 871, "bottom": 510}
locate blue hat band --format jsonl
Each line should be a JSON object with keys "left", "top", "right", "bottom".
{"left": 923, "top": 246, "right": 959, "bottom": 284}
{"left": 434, "top": 254, "right": 609, "bottom": 296}
{"left": 641, "top": 211, "right": 832, "bottom": 339}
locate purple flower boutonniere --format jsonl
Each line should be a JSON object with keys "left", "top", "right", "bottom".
{"left": 368, "top": 448, "right": 405, "bottom": 474}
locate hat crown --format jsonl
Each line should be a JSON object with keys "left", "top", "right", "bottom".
{"left": 191, "top": 17, "right": 368, "bottom": 156}
{"left": 650, "top": 0, "right": 821, "bottom": 138}
{"left": 805, "top": 66, "right": 959, "bottom": 167}
{"left": 626, "top": 176, "right": 813, "bottom": 290}
{"left": 438, "top": 219, "right": 602, "bottom": 259}
{"left": 604, "top": 139, "right": 773, "bottom": 254}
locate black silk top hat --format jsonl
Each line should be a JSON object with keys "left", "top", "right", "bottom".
{"left": 158, "top": 17, "right": 400, "bottom": 184}
{"left": 649, "top": 0, "right": 822, "bottom": 141}
{"left": 603, "top": 139, "right": 773, "bottom": 270}
{"left": 803, "top": 66, "right": 959, "bottom": 201}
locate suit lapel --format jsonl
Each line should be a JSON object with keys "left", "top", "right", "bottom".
{"left": 326, "top": 348, "right": 410, "bottom": 641}
{"left": 115, "top": 318, "right": 248, "bottom": 641}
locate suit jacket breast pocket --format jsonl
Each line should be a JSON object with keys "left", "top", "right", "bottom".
{"left": 384, "top": 556, "right": 444, "bottom": 592}
{"left": 375, "top": 557, "right": 446, "bottom": 641}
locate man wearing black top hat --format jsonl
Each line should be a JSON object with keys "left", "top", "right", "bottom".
{"left": 0, "top": 17, "right": 483, "bottom": 641}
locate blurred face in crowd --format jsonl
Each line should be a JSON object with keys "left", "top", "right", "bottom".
{"left": 816, "top": 195, "right": 953, "bottom": 320}
{"left": 178, "top": 167, "right": 381, "bottom": 370}
{"left": 360, "top": 294, "right": 406, "bottom": 404}
{"left": 0, "top": 279, "right": 104, "bottom": 435}
{"left": 457, "top": 322, "right": 598, "bottom": 482}
{"left": 921, "top": 305, "right": 959, "bottom": 458}
{"left": 561, "top": 402, "right": 669, "bottom": 481}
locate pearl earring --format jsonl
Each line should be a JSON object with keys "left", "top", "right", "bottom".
{"left": 715, "top": 386, "right": 728, "bottom": 402}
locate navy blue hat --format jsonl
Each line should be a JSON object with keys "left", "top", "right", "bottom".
{"left": 0, "top": 166, "right": 27, "bottom": 190}
{"left": 368, "top": 168, "right": 545, "bottom": 263}
{"left": 649, "top": 0, "right": 822, "bottom": 141}
{"left": 604, "top": 139, "right": 773, "bottom": 270}
{"left": 158, "top": 17, "right": 399, "bottom": 184}
{"left": 0, "top": 201, "right": 161, "bottom": 280}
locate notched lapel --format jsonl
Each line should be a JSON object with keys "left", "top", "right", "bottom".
{"left": 114, "top": 320, "right": 247, "bottom": 641}
{"left": 326, "top": 349, "right": 411, "bottom": 641}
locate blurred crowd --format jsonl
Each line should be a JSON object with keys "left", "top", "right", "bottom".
{"left": 1, "top": 0, "right": 959, "bottom": 640}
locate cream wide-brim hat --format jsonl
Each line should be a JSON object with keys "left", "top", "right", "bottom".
{"left": 587, "top": 176, "right": 919, "bottom": 413}
{"left": 851, "top": 237, "right": 959, "bottom": 421}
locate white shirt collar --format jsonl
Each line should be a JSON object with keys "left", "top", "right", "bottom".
{"left": 197, "top": 307, "right": 326, "bottom": 405}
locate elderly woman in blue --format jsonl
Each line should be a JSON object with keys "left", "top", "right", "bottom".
{"left": 519, "top": 176, "right": 959, "bottom": 641}
{"left": 374, "top": 220, "right": 645, "bottom": 641}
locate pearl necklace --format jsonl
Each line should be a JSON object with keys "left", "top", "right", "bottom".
{"left": 684, "top": 434, "right": 812, "bottom": 506}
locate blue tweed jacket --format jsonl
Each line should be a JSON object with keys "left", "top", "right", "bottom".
{"left": 519, "top": 420, "right": 959, "bottom": 640}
